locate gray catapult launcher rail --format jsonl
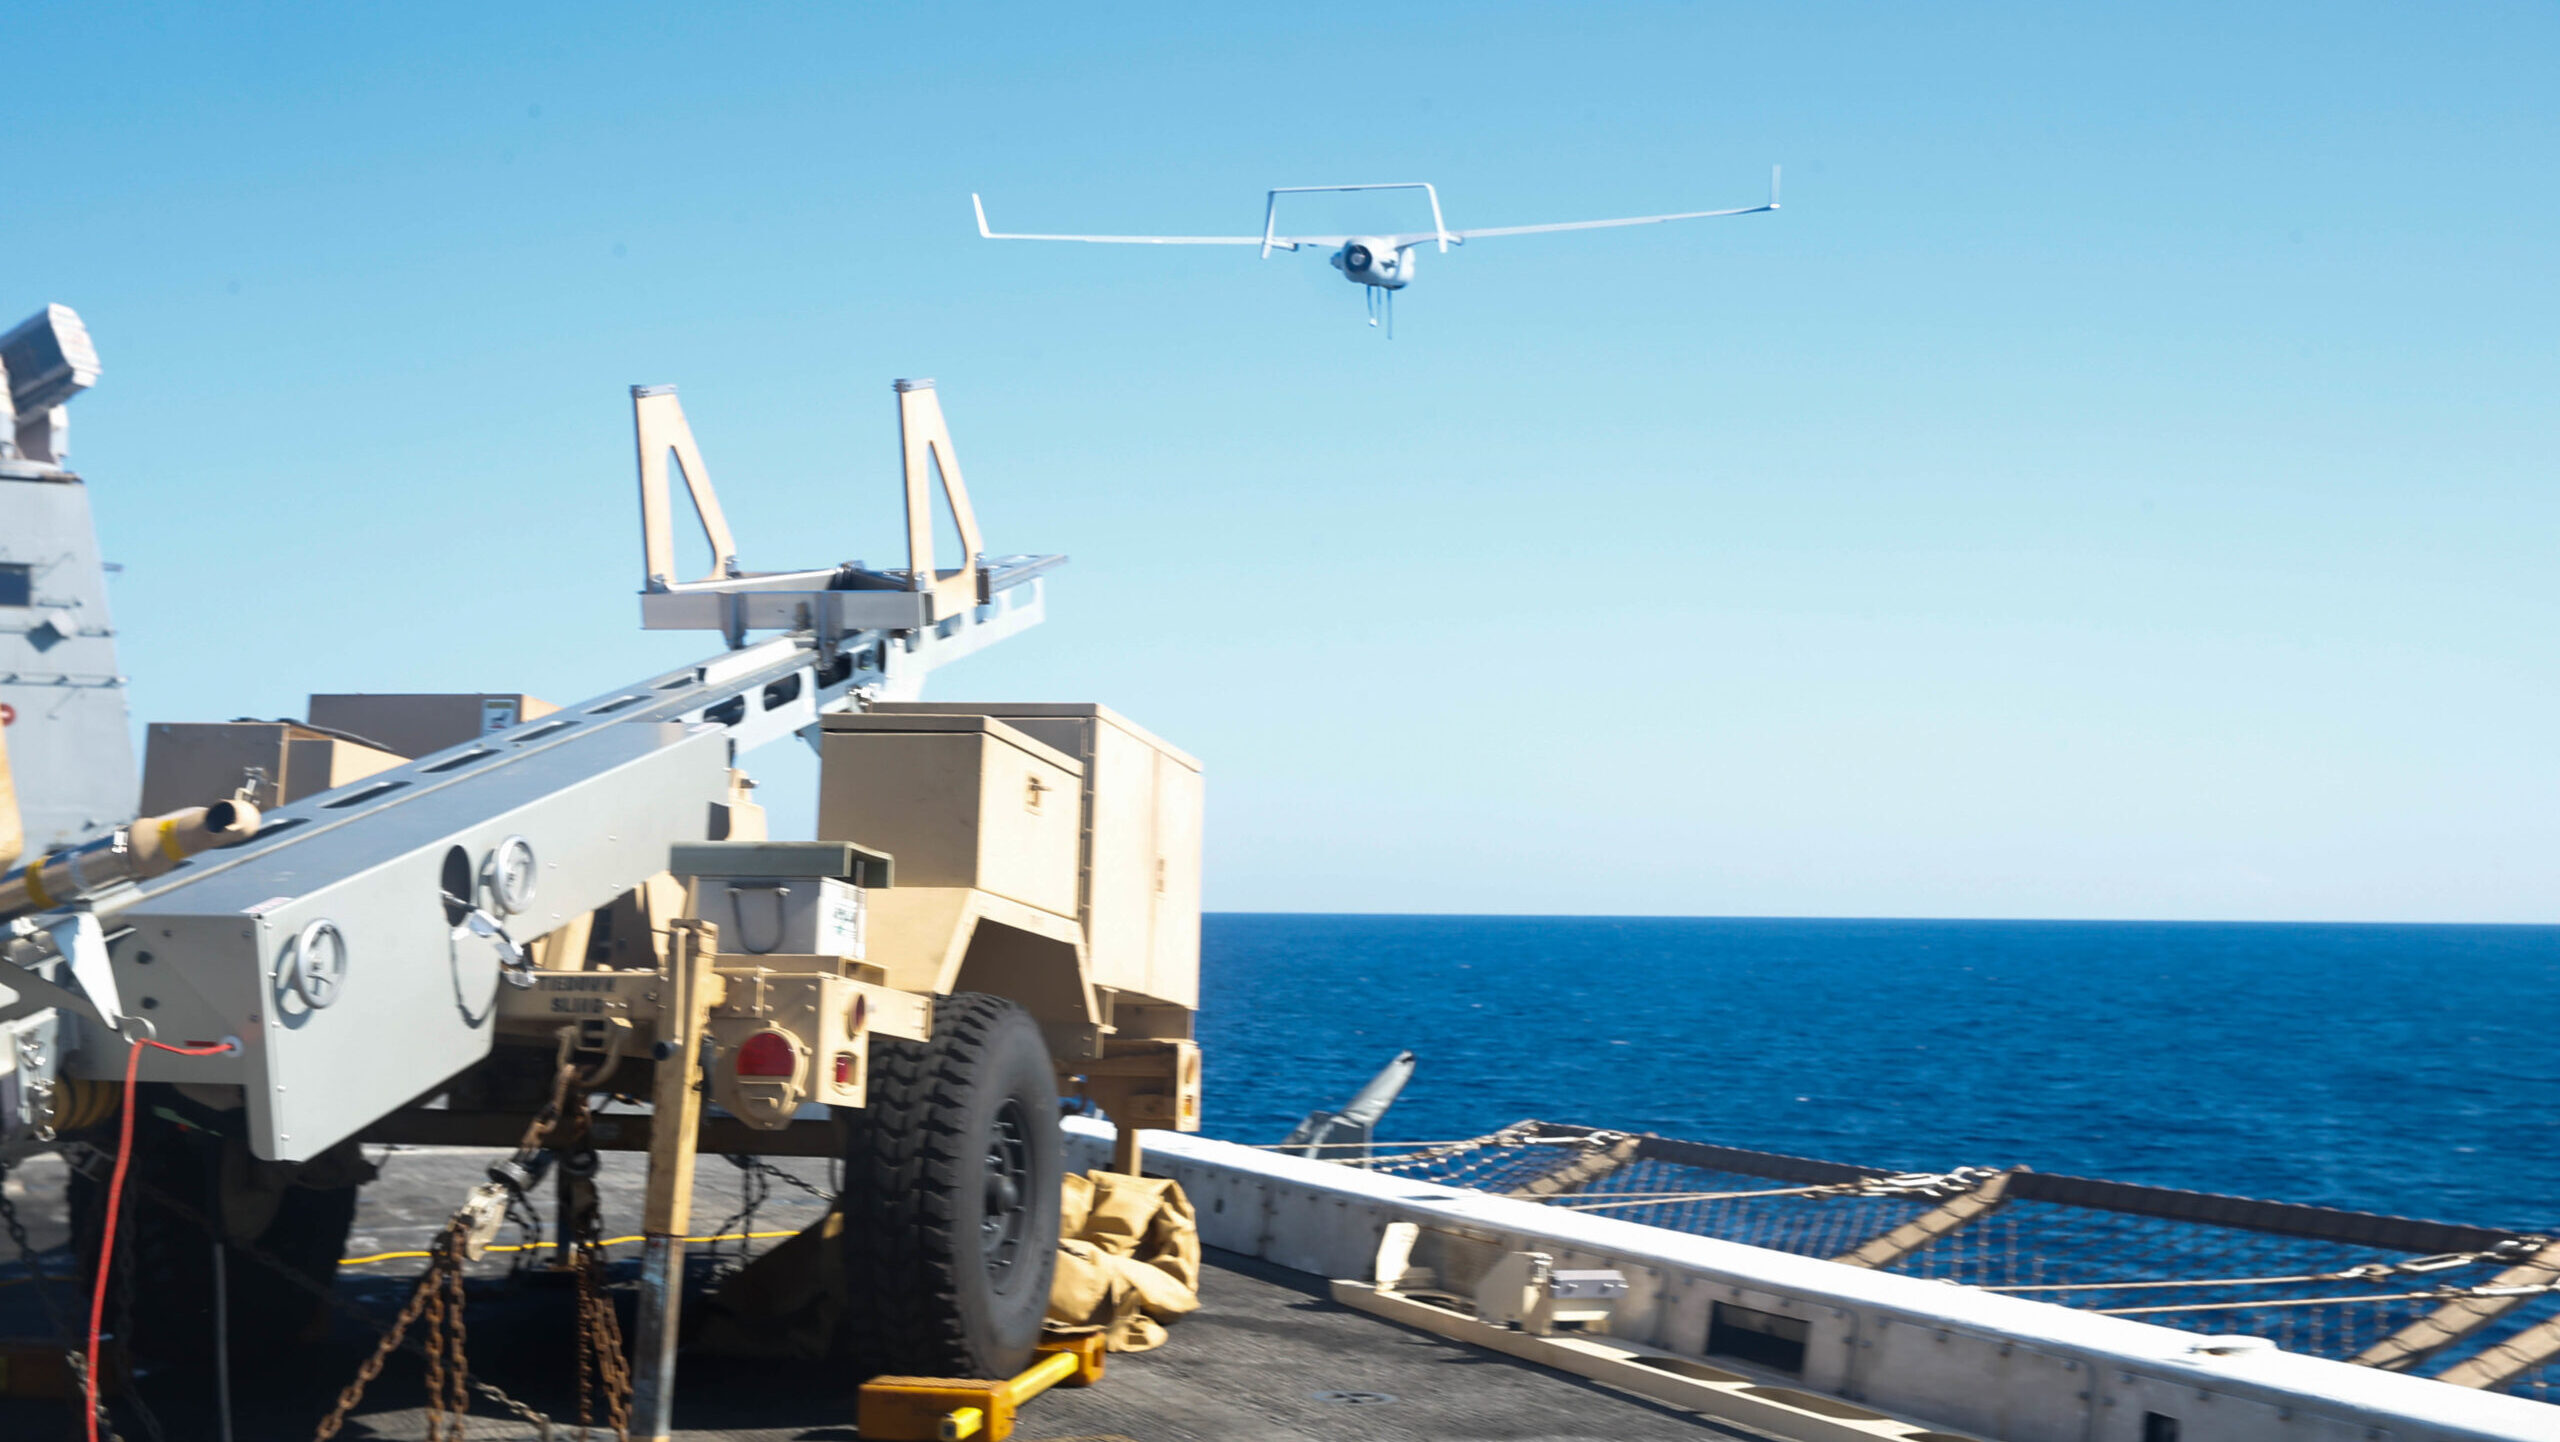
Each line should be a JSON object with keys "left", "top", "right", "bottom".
{"left": 1, "top": 372, "right": 1063, "bottom": 1166}
{"left": 11, "top": 588, "right": 1053, "bottom": 1164}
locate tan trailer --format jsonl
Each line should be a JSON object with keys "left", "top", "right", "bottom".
{"left": 388, "top": 702, "right": 1205, "bottom": 1437}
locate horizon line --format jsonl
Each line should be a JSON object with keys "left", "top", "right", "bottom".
{"left": 1199, "top": 910, "right": 2560, "bottom": 928}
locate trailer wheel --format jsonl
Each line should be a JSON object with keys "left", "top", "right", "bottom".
{"left": 837, "top": 992, "right": 1061, "bottom": 1378}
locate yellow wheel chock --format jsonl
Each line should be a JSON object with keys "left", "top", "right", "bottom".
{"left": 858, "top": 1333, "right": 1108, "bottom": 1441}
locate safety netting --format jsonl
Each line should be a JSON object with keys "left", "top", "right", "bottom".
{"left": 1270, "top": 1121, "right": 2560, "bottom": 1404}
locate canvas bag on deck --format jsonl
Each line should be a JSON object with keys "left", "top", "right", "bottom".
{"left": 1045, "top": 1170, "right": 1201, "bottom": 1352}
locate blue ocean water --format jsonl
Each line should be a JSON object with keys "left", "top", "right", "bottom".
{"left": 1195, "top": 915, "right": 2560, "bottom": 1232}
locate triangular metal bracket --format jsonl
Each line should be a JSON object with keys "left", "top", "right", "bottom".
{"left": 632, "top": 384, "right": 742, "bottom": 591}
{"left": 0, "top": 911, "right": 123, "bottom": 1034}
{"left": 895, "top": 380, "right": 985, "bottom": 623}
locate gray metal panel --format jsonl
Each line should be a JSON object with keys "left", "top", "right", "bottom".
{"left": 640, "top": 588, "right": 930, "bottom": 633}
{"left": 0, "top": 473, "right": 135, "bottom": 848}
{"left": 670, "top": 841, "right": 864, "bottom": 878}
{"left": 0, "top": 1005, "right": 60, "bottom": 1159}
{"left": 698, "top": 876, "right": 862, "bottom": 957}
{"left": 98, "top": 722, "right": 731, "bottom": 1161}
{"left": 636, "top": 553, "right": 1059, "bottom": 636}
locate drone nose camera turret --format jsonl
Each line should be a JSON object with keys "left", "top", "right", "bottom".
{"left": 1331, "top": 239, "right": 1409, "bottom": 289}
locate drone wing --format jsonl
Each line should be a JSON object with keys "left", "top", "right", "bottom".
{"left": 1385, "top": 167, "right": 1781, "bottom": 248}
{"left": 974, "top": 194, "right": 1288, "bottom": 247}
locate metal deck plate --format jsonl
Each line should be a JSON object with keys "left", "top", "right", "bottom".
{"left": 0, "top": 1146, "right": 1729, "bottom": 1440}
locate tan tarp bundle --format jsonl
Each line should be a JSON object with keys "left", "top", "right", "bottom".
{"left": 694, "top": 1170, "right": 1200, "bottom": 1362}
{"left": 1044, "top": 1170, "right": 1200, "bottom": 1352}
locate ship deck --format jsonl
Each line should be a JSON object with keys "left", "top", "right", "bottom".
{"left": 0, "top": 1146, "right": 1733, "bottom": 1441}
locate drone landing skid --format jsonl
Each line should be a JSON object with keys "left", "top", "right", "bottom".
{"left": 1364, "top": 285, "right": 1395, "bottom": 338}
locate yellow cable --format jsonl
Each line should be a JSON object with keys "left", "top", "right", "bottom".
{"left": 2, "top": 1230, "right": 807, "bottom": 1287}
{"left": 338, "top": 1229, "right": 801, "bottom": 1268}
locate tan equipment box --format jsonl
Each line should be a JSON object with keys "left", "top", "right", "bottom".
{"left": 866, "top": 703, "right": 1202, "bottom": 1010}
{"left": 138, "top": 721, "right": 404, "bottom": 814}
{"left": 306, "top": 692, "right": 559, "bottom": 761}
{"left": 817, "top": 713, "right": 1083, "bottom": 918}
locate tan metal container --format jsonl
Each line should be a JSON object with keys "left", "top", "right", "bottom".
{"left": 138, "top": 721, "right": 404, "bottom": 814}
{"left": 306, "top": 692, "right": 559, "bottom": 760}
{"left": 867, "top": 703, "right": 1202, "bottom": 1010}
{"left": 817, "top": 713, "right": 1083, "bottom": 919}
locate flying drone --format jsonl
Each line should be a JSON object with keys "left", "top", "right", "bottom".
{"left": 971, "top": 170, "right": 1779, "bottom": 334}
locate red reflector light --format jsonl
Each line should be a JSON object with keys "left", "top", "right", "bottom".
{"left": 833, "top": 1052, "right": 856, "bottom": 1086}
{"left": 735, "top": 1031, "right": 796, "bottom": 1077}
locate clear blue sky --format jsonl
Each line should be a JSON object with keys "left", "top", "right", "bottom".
{"left": 12, "top": 5, "right": 2555, "bottom": 920}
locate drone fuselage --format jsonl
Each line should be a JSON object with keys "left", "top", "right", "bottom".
{"left": 1331, "top": 237, "right": 1414, "bottom": 290}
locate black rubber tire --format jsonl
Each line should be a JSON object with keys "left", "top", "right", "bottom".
{"left": 68, "top": 1091, "right": 358, "bottom": 1375}
{"left": 837, "top": 992, "right": 1062, "bottom": 1378}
